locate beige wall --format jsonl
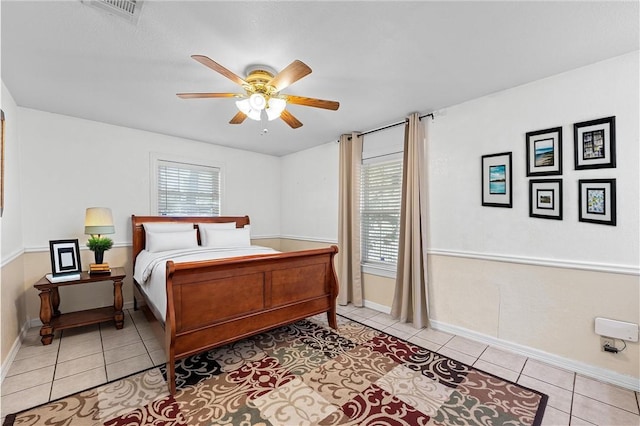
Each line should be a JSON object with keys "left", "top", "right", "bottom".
{"left": 252, "top": 238, "right": 281, "bottom": 251}
{"left": 309, "top": 241, "right": 639, "bottom": 381}
{"left": 1, "top": 256, "right": 26, "bottom": 363}
{"left": 361, "top": 273, "right": 395, "bottom": 309}
{"left": 279, "top": 238, "right": 334, "bottom": 252}
{"left": 428, "top": 254, "right": 639, "bottom": 379}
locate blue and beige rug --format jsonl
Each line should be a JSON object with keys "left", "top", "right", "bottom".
{"left": 5, "top": 316, "right": 547, "bottom": 425}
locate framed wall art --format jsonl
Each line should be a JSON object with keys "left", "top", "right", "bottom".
{"left": 578, "top": 179, "right": 616, "bottom": 226}
{"left": 529, "top": 179, "right": 562, "bottom": 220}
{"left": 574, "top": 116, "right": 616, "bottom": 170}
{"left": 49, "top": 239, "right": 82, "bottom": 276}
{"left": 481, "top": 152, "right": 512, "bottom": 208}
{"left": 1, "top": 109, "right": 4, "bottom": 217}
{"left": 526, "top": 126, "right": 562, "bottom": 176}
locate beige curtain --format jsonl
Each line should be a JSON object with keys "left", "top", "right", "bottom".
{"left": 338, "top": 132, "right": 363, "bottom": 306}
{"left": 391, "top": 113, "right": 429, "bottom": 328}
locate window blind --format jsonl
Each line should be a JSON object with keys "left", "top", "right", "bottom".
{"left": 157, "top": 160, "right": 220, "bottom": 216}
{"left": 361, "top": 158, "right": 403, "bottom": 266}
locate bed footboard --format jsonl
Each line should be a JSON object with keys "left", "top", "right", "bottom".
{"left": 164, "top": 246, "right": 339, "bottom": 394}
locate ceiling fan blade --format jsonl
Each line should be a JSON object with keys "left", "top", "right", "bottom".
{"left": 229, "top": 111, "right": 247, "bottom": 124}
{"left": 177, "top": 92, "right": 240, "bottom": 99}
{"left": 280, "top": 109, "right": 303, "bottom": 129}
{"left": 191, "top": 55, "right": 247, "bottom": 86}
{"left": 285, "top": 95, "right": 340, "bottom": 111}
{"left": 269, "top": 60, "right": 312, "bottom": 92}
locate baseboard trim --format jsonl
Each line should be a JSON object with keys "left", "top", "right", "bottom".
{"left": 0, "top": 320, "right": 31, "bottom": 385}
{"left": 361, "top": 300, "right": 639, "bottom": 392}
{"left": 363, "top": 300, "right": 392, "bottom": 315}
{"left": 429, "top": 319, "right": 640, "bottom": 392}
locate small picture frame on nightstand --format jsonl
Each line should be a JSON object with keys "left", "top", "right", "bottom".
{"left": 49, "top": 239, "right": 82, "bottom": 277}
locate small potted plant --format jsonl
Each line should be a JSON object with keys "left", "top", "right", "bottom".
{"left": 87, "top": 235, "right": 113, "bottom": 264}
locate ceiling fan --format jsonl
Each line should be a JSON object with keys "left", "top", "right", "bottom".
{"left": 177, "top": 55, "right": 340, "bottom": 129}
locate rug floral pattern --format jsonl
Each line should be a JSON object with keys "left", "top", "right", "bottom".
{"left": 6, "top": 316, "right": 547, "bottom": 426}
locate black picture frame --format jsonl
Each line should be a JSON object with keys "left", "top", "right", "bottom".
{"left": 526, "top": 126, "right": 562, "bottom": 176}
{"left": 574, "top": 116, "right": 616, "bottom": 170}
{"left": 49, "top": 239, "right": 82, "bottom": 276}
{"left": 481, "top": 152, "right": 512, "bottom": 208}
{"left": 529, "top": 179, "right": 562, "bottom": 220}
{"left": 578, "top": 179, "right": 616, "bottom": 226}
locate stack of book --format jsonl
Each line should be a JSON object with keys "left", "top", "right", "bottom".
{"left": 89, "top": 263, "right": 111, "bottom": 274}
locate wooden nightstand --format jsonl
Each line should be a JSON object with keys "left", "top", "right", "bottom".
{"left": 34, "top": 267, "right": 126, "bottom": 345}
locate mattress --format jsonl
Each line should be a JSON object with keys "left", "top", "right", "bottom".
{"left": 133, "top": 246, "right": 279, "bottom": 320}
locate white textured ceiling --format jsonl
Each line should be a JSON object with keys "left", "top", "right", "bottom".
{"left": 2, "top": 1, "right": 638, "bottom": 156}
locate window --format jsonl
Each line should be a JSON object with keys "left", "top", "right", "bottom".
{"left": 360, "top": 157, "right": 403, "bottom": 268}
{"left": 359, "top": 125, "right": 404, "bottom": 276}
{"left": 155, "top": 159, "right": 221, "bottom": 216}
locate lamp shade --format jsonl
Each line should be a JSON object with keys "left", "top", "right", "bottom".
{"left": 235, "top": 99, "right": 262, "bottom": 121}
{"left": 248, "top": 93, "right": 267, "bottom": 110}
{"left": 84, "top": 207, "right": 115, "bottom": 235}
{"left": 266, "top": 97, "right": 286, "bottom": 121}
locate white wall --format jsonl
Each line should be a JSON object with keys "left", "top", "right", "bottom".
{"left": 280, "top": 52, "right": 640, "bottom": 386}
{"left": 18, "top": 108, "right": 281, "bottom": 249}
{"left": 428, "top": 52, "right": 639, "bottom": 269}
{"left": 423, "top": 52, "right": 639, "bottom": 384}
{"left": 1, "top": 82, "right": 24, "bottom": 260}
{"left": 1, "top": 82, "right": 26, "bottom": 366}
{"left": 280, "top": 140, "right": 339, "bottom": 243}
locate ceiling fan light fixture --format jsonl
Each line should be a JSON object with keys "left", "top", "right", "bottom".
{"left": 248, "top": 93, "right": 267, "bottom": 110}
{"left": 235, "top": 99, "right": 261, "bottom": 121}
{"left": 179, "top": 56, "right": 339, "bottom": 129}
{"left": 266, "top": 98, "right": 286, "bottom": 121}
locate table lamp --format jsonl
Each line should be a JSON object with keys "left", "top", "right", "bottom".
{"left": 84, "top": 207, "right": 115, "bottom": 273}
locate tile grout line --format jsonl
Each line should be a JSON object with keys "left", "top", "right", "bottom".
{"left": 99, "top": 322, "right": 108, "bottom": 383}
{"left": 48, "top": 331, "right": 62, "bottom": 402}
{"left": 514, "top": 355, "right": 526, "bottom": 391}
{"left": 568, "top": 369, "right": 576, "bottom": 422}
{"left": 131, "top": 310, "right": 155, "bottom": 364}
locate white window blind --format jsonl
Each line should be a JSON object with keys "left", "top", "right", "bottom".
{"left": 157, "top": 160, "right": 220, "bottom": 216}
{"left": 361, "top": 157, "right": 403, "bottom": 266}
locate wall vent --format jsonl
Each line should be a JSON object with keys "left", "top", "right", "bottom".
{"left": 81, "top": 0, "right": 143, "bottom": 24}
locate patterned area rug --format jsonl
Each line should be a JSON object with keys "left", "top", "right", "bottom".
{"left": 5, "top": 315, "right": 547, "bottom": 425}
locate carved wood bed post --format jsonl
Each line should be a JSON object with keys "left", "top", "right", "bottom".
{"left": 327, "top": 246, "right": 339, "bottom": 329}
{"left": 165, "top": 261, "right": 177, "bottom": 395}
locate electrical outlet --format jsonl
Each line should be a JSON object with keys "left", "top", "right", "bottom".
{"left": 601, "top": 337, "right": 615, "bottom": 351}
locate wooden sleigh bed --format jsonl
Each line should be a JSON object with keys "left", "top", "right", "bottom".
{"left": 131, "top": 215, "right": 339, "bottom": 394}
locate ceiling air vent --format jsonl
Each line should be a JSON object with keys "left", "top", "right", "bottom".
{"left": 81, "top": 0, "right": 143, "bottom": 24}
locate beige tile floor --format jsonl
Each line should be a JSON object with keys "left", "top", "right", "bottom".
{"left": 1, "top": 305, "right": 639, "bottom": 425}
{"left": 1, "top": 308, "right": 165, "bottom": 422}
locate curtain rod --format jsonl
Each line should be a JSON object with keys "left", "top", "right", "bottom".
{"left": 343, "top": 112, "right": 434, "bottom": 141}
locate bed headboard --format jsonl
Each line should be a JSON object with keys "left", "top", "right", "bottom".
{"left": 131, "top": 215, "right": 250, "bottom": 261}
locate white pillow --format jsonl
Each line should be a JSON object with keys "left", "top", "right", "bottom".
{"left": 143, "top": 222, "right": 194, "bottom": 233}
{"left": 203, "top": 227, "right": 251, "bottom": 248}
{"left": 146, "top": 229, "right": 198, "bottom": 253}
{"left": 197, "top": 222, "right": 236, "bottom": 246}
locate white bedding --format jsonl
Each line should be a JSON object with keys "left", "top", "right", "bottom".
{"left": 133, "top": 245, "right": 279, "bottom": 320}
